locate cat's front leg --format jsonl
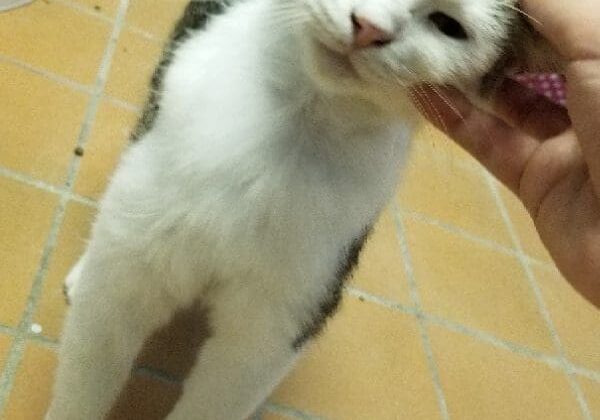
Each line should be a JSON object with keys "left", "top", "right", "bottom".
{"left": 166, "top": 290, "right": 300, "bottom": 420}
{"left": 46, "top": 254, "right": 176, "bottom": 420}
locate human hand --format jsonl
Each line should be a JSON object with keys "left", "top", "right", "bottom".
{"left": 412, "top": 0, "right": 600, "bottom": 308}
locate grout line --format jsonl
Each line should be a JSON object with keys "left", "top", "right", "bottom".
{"left": 0, "top": 54, "right": 93, "bottom": 95}
{"left": 571, "top": 365, "right": 600, "bottom": 384}
{"left": 53, "top": 0, "right": 115, "bottom": 24}
{"left": 345, "top": 286, "right": 418, "bottom": 316}
{"left": 525, "top": 254, "right": 557, "bottom": 271}
{"left": 345, "top": 285, "right": 600, "bottom": 385}
{"left": 423, "top": 313, "right": 564, "bottom": 371}
{"left": 0, "top": 166, "right": 66, "bottom": 196}
{"left": 0, "top": 338, "right": 27, "bottom": 409}
{"left": 58, "top": 0, "right": 164, "bottom": 43}
{"left": 0, "top": 54, "right": 141, "bottom": 114}
{"left": 26, "top": 335, "right": 60, "bottom": 351}
{"left": 63, "top": 0, "right": 130, "bottom": 189}
{"left": 264, "top": 402, "right": 327, "bottom": 420}
{"left": 0, "top": 325, "right": 16, "bottom": 337}
{"left": 0, "top": 166, "right": 98, "bottom": 209}
{"left": 126, "top": 25, "right": 164, "bottom": 43}
{"left": 397, "top": 206, "right": 554, "bottom": 270}
{"left": 0, "top": 0, "right": 130, "bottom": 415}
{"left": 105, "top": 96, "right": 142, "bottom": 113}
{"left": 426, "top": 312, "right": 600, "bottom": 386}
{"left": 391, "top": 201, "right": 450, "bottom": 420}
{"left": 0, "top": 196, "right": 66, "bottom": 414}
{"left": 484, "top": 173, "right": 594, "bottom": 420}
{"left": 400, "top": 207, "right": 518, "bottom": 258}
{"left": 67, "top": 193, "right": 100, "bottom": 208}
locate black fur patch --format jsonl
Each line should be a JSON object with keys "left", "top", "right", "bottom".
{"left": 131, "top": 0, "right": 231, "bottom": 141}
{"left": 292, "top": 229, "right": 371, "bottom": 350}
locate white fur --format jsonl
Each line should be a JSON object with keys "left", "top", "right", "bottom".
{"left": 47, "top": 0, "right": 518, "bottom": 418}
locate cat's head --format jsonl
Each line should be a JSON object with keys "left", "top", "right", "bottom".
{"left": 284, "top": 0, "right": 560, "bottom": 99}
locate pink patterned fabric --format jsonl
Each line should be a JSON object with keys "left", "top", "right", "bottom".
{"left": 514, "top": 73, "right": 567, "bottom": 107}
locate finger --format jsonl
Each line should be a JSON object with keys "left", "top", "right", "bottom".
{"left": 568, "top": 61, "right": 600, "bottom": 198}
{"left": 521, "top": 0, "right": 600, "bottom": 198}
{"left": 411, "top": 86, "right": 540, "bottom": 194}
{"left": 493, "top": 78, "right": 571, "bottom": 139}
{"left": 521, "top": 0, "right": 600, "bottom": 61}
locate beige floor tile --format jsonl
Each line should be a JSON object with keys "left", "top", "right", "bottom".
{"left": 405, "top": 218, "right": 555, "bottom": 352}
{"left": 0, "top": 0, "right": 111, "bottom": 85}
{"left": 430, "top": 326, "right": 584, "bottom": 420}
{"left": 271, "top": 296, "right": 441, "bottom": 420}
{"left": 105, "top": 29, "right": 164, "bottom": 107}
{"left": 0, "top": 179, "right": 58, "bottom": 327}
{"left": 3, "top": 343, "right": 57, "bottom": 420}
{"left": 579, "top": 377, "right": 600, "bottom": 419}
{"left": 34, "top": 203, "right": 96, "bottom": 340}
{"left": 349, "top": 208, "right": 411, "bottom": 305}
{"left": 72, "top": 0, "right": 120, "bottom": 17}
{"left": 0, "top": 63, "right": 89, "bottom": 184}
{"left": 126, "top": 0, "right": 190, "bottom": 40}
{"left": 0, "top": 334, "right": 11, "bottom": 370}
{"left": 535, "top": 266, "right": 600, "bottom": 371}
{"left": 398, "top": 139, "right": 512, "bottom": 246}
{"left": 74, "top": 101, "right": 139, "bottom": 199}
{"left": 499, "top": 185, "right": 553, "bottom": 263}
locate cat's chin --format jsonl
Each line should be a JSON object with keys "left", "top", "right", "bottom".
{"left": 303, "top": 38, "right": 368, "bottom": 95}
{"left": 299, "top": 38, "right": 412, "bottom": 114}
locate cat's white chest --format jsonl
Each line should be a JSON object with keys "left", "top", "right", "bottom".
{"left": 113, "top": 113, "right": 408, "bottom": 297}
{"left": 94, "top": 0, "right": 413, "bottom": 307}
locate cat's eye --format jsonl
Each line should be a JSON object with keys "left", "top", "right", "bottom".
{"left": 428, "top": 12, "right": 468, "bottom": 40}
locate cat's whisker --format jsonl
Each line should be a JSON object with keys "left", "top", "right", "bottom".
{"left": 407, "top": 89, "right": 429, "bottom": 119}
{"left": 499, "top": 2, "right": 542, "bottom": 27}
{"left": 266, "top": 5, "right": 309, "bottom": 23}
{"left": 268, "top": 2, "right": 302, "bottom": 13}
{"left": 265, "top": 14, "right": 310, "bottom": 31}
{"left": 386, "top": 66, "right": 438, "bottom": 123}
{"left": 266, "top": 10, "right": 309, "bottom": 24}
{"left": 310, "top": 1, "right": 338, "bottom": 33}
{"left": 425, "top": 82, "right": 464, "bottom": 123}
{"left": 424, "top": 82, "right": 503, "bottom": 166}
{"left": 415, "top": 84, "right": 450, "bottom": 135}
{"left": 382, "top": 58, "right": 457, "bottom": 133}
{"left": 363, "top": 56, "right": 405, "bottom": 87}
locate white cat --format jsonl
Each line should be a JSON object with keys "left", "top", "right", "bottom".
{"left": 46, "top": 0, "right": 543, "bottom": 418}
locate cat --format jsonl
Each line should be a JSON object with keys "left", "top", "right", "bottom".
{"left": 46, "top": 0, "right": 555, "bottom": 418}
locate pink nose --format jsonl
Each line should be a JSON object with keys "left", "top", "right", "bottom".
{"left": 351, "top": 14, "right": 394, "bottom": 49}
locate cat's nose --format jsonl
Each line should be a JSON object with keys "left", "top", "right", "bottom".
{"left": 351, "top": 14, "right": 394, "bottom": 49}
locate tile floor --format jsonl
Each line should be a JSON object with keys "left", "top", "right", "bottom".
{"left": 0, "top": 1, "right": 599, "bottom": 419}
